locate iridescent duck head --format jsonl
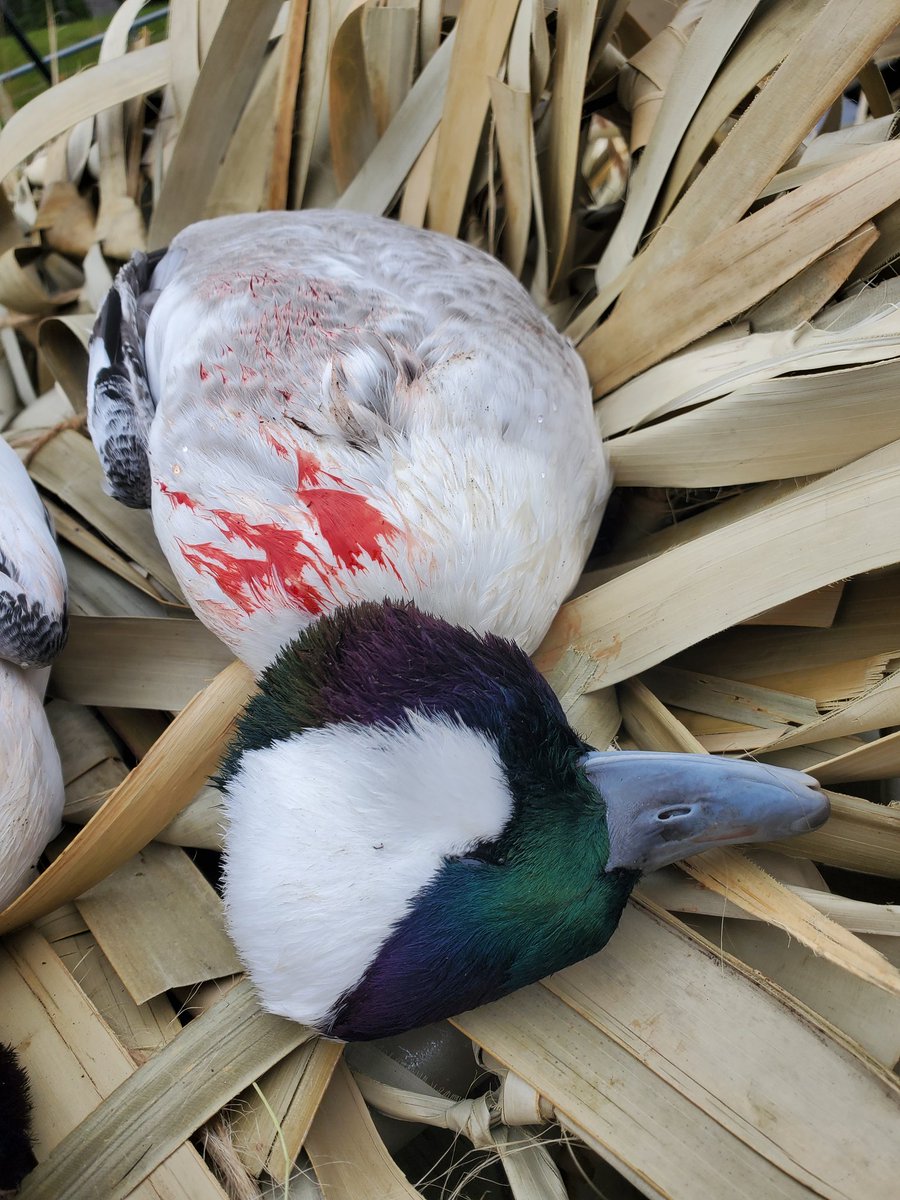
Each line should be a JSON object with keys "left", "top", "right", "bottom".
{"left": 219, "top": 601, "right": 828, "bottom": 1041}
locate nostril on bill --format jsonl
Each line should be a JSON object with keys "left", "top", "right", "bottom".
{"left": 657, "top": 806, "right": 692, "bottom": 821}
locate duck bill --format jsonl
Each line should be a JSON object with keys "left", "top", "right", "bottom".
{"left": 580, "top": 751, "right": 830, "bottom": 874}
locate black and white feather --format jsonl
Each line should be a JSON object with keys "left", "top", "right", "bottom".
{"left": 0, "top": 438, "right": 66, "bottom": 669}
{"left": 87, "top": 248, "right": 168, "bottom": 509}
{"left": 0, "top": 437, "right": 66, "bottom": 909}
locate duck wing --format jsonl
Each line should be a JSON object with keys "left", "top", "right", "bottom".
{"left": 87, "top": 248, "right": 168, "bottom": 509}
{"left": 0, "top": 439, "right": 67, "bottom": 669}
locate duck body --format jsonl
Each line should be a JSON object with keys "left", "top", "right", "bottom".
{"left": 89, "top": 212, "right": 829, "bottom": 1040}
{"left": 0, "top": 437, "right": 66, "bottom": 912}
{"left": 89, "top": 210, "right": 608, "bottom": 671}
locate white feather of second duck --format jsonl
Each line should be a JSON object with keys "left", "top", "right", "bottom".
{"left": 0, "top": 660, "right": 64, "bottom": 909}
{"left": 98, "top": 212, "right": 609, "bottom": 672}
{"left": 0, "top": 437, "right": 66, "bottom": 910}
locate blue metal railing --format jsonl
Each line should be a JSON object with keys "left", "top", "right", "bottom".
{"left": 0, "top": 7, "right": 168, "bottom": 84}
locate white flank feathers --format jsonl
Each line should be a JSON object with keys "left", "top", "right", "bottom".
{"left": 0, "top": 662, "right": 64, "bottom": 908}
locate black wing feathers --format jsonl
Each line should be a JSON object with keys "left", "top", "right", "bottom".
{"left": 88, "top": 248, "right": 168, "bottom": 510}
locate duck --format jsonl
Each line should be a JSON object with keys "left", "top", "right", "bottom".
{"left": 86, "top": 210, "right": 829, "bottom": 1040}
{"left": 0, "top": 1042, "right": 34, "bottom": 1194}
{"left": 88, "top": 210, "right": 607, "bottom": 671}
{"left": 0, "top": 435, "right": 67, "bottom": 912}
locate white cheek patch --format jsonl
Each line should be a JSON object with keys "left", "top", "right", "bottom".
{"left": 221, "top": 712, "right": 513, "bottom": 1028}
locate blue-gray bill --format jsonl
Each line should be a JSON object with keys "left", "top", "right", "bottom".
{"left": 581, "top": 751, "right": 830, "bottom": 874}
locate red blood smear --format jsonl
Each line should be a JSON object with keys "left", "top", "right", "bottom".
{"left": 159, "top": 445, "right": 402, "bottom": 617}
{"left": 260, "top": 425, "right": 290, "bottom": 459}
{"left": 158, "top": 481, "right": 198, "bottom": 510}
{"left": 179, "top": 513, "right": 326, "bottom": 616}
{"left": 295, "top": 447, "right": 325, "bottom": 487}
{"left": 293, "top": 448, "right": 403, "bottom": 579}
{"left": 302, "top": 488, "right": 397, "bottom": 572}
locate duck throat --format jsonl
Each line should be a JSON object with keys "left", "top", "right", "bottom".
{"left": 329, "top": 847, "right": 637, "bottom": 1041}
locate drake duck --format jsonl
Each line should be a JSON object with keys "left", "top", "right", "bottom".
{"left": 0, "top": 435, "right": 67, "bottom": 912}
{"left": 87, "top": 210, "right": 828, "bottom": 1040}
